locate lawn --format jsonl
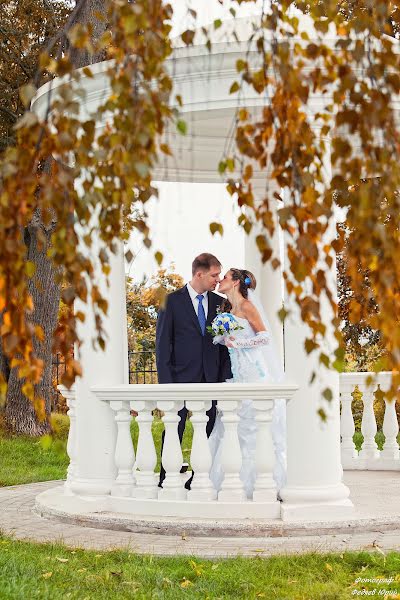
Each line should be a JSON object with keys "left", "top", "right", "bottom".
{"left": 0, "top": 534, "right": 399, "bottom": 599}
{"left": 0, "top": 414, "right": 194, "bottom": 487}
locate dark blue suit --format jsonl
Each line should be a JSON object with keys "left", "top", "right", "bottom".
{"left": 156, "top": 285, "right": 232, "bottom": 485}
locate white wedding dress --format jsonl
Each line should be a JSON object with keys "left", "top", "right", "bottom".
{"left": 209, "top": 313, "right": 286, "bottom": 499}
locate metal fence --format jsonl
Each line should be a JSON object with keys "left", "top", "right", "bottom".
{"left": 128, "top": 350, "right": 158, "bottom": 384}
{"left": 52, "top": 350, "right": 158, "bottom": 390}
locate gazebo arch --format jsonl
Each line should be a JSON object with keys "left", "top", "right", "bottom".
{"left": 32, "top": 14, "right": 357, "bottom": 524}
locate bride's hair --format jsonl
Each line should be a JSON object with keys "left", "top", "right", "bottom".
{"left": 220, "top": 269, "right": 257, "bottom": 312}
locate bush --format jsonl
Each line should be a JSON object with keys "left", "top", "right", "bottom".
{"left": 50, "top": 413, "right": 70, "bottom": 440}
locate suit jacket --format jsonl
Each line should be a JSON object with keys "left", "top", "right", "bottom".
{"left": 156, "top": 286, "right": 232, "bottom": 384}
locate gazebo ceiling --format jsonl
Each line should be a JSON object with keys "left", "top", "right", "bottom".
{"left": 31, "top": 15, "right": 346, "bottom": 185}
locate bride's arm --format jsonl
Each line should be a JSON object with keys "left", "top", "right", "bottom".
{"left": 243, "top": 300, "right": 266, "bottom": 333}
{"left": 227, "top": 301, "right": 269, "bottom": 348}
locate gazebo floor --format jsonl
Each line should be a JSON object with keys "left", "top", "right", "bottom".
{"left": 0, "top": 471, "right": 398, "bottom": 556}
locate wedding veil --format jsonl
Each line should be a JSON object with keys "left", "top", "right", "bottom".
{"left": 247, "top": 288, "right": 287, "bottom": 490}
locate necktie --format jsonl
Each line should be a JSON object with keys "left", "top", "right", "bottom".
{"left": 196, "top": 294, "right": 206, "bottom": 335}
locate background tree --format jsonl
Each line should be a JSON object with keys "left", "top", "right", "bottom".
{"left": 0, "top": 0, "right": 110, "bottom": 434}
{"left": 126, "top": 267, "right": 184, "bottom": 353}
{"left": 336, "top": 224, "right": 386, "bottom": 372}
{"left": 0, "top": 0, "right": 72, "bottom": 434}
{"left": 2, "top": 0, "right": 400, "bottom": 423}
{"left": 0, "top": 0, "right": 174, "bottom": 431}
{"left": 218, "top": 0, "right": 400, "bottom": 398}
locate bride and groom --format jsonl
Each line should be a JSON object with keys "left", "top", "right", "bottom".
{"left": 156, "top": 252, "right": 286, "bottom": 497}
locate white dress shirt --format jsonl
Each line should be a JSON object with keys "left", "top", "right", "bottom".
{"left": 186, "top": 282, "right": 208, "bottom": 319}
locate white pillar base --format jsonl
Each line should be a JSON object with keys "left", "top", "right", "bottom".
{"left": 158, "top": 487, "right": 187, "bottom": 501}
{"left": 253, "top": 488, "right": 278, "bottom": 503}
{"left": 280, "top": 482, "right": 354, "bottom": 521}
{"left": 111, "top": 483, "right": 134, "bottom": 497}
{"left": 218, "top": 489, "right": 247, "bottom": 502}
{"left": 187, "top": 488, "right": 217, "bottom": 502}
{"left": 70, "top": 477, "right": 115, "bottom": 498}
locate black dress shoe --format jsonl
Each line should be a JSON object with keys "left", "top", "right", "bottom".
{"left": 184, "top": 472, "right": 193, "bottom": 490}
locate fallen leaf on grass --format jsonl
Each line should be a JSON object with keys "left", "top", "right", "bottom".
{"left": 180, "top": 578, "right": 193, "bottom": 588}
{"left": 189, "top": 559, "right": 203, "bottom": 577}
{"left": 325, "top": 563, "right": 333, "bottom": 572}
{"left": 55, "top": 557, "right": 69, "bottom": 563}
{"left": 42, "top": 572, "right": 53, "bottom": 579}
{"left": 371, "top": 541, "right": 386, "bottom": 563}
{"left": 77, "top": 568, "right": 87, "bottom": 573}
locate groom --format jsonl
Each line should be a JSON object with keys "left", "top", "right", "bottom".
{"left": 156, "top": 252, "right": 232, "bottom": 487}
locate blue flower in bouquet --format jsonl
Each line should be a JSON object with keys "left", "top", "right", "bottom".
{"left": 206, "top": 312, "right": 243, "bottom": 337}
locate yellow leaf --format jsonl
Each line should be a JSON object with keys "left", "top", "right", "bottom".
{"left": 181, "top": 29, "right": 195, "bottom": 45}
{"left": 180, "top": 578, "right": 192, "bottom": 588}
{"left": 55, "top": 557, "right": 69, "bottom": 563}
{"left": 42, "top": 572, "right": 53, "bottom": 579}
{"left": 325, "top": 563, "right": 333, "bottom": 571}
{"left": 209, "top": 222, "right": 223, "bottom": 236}
{"left": 19, "top": 84, "right": 37, "bottom": 107}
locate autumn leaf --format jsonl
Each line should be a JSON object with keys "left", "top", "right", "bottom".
{"left": 209, "top": 222, "right": 223, "bottom": 236}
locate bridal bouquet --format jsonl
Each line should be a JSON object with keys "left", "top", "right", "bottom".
{"left": 207, "top": 312, "right": 243, "bottom": 338}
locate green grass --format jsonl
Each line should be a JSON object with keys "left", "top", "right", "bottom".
{"left": 0, "top": 414, "right": 193, "bottom": 487}
{"left": 0, "top": 534, "right": 399, "bottom": 599}
{"left": 0, "top": 424, "right": 69, "bottom": 487}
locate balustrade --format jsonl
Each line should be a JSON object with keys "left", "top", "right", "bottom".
{"left": 339, "top": 373, "right": 400, "bottom": 470}
{"left": 85, "top": 383, "right": 296, "bottom": 518}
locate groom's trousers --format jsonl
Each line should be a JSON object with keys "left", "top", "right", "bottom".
{"left": 159, "top": 378, "right": 217, "bottom": 488}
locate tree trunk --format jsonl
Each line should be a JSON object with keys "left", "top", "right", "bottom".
{"left": 4, "top": 211, "right": 60, "bottom": 435}
{"left": 3, "top": 0, "right": 108, "bottom": 435}
{"left": 68, "top": 0, "right": 108, "bottom": 68}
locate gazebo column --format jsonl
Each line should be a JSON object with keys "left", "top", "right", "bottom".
{"left": 244, "top": 182, "right": 284, "bottom": 362}
{"left": 279, "top": 198, "right": 353, "bottom": 520}
{"left": 70, "top": 239, "right": 129, "bottom": 497}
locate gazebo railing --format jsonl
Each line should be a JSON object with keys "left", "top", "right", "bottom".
{"left": 68, "top": 382, "right": 299, "bottom": 519}
{"left": 340, "top": 372, "right": 400, "bottom": 471}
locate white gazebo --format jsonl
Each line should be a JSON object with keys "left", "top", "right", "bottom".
{"left": 32, "top": 10, "right": 399, "bottom": 529}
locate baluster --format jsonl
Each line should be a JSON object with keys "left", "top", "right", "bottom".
{"left": 381, "top": 397, "right": 400, "bottom": 461}
{"left": 218, "top": 400, "right": 246, "bottom": 502}
{"left": 60, "top": 386, "right": 77, "bottom": 494}
{"left": 132, "top": 400, "right": 158, "bottom": 499}
{"left": 253, "top": 400, "right": 277, "bottom": 502}
{"left": 359, "top": 388, "right": 380, "bottom": 461}
{"left": 186, "top": 400, "right": 216, "bottom": 501}
{"left": 158, "top": 400, "right": 187, "bottom": 500}
{"left": 340, "top": 390, "right": 358, "bottom": 467}
{"left": 110, "top": 401, "right": 135, "bottom": 496}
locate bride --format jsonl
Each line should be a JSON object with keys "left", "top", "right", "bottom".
{"left": 209, "top": 268, "right": 286, "bottom": 499}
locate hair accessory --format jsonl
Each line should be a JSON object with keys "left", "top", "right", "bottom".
{"left": 244, "top": 276, "right": 251, "bottom": 286}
